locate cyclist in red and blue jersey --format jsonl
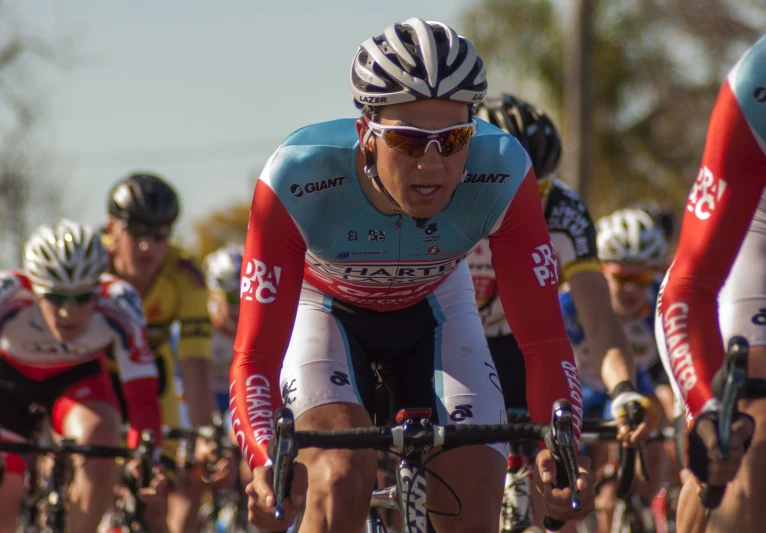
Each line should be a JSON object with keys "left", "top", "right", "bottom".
{"left": 656, "top": 34, "right": 766, "bottom": 533}
{"left": 230, "top": 19, "right": 596, "bottom": 533}
{"left": 0, "top": 220, "right": 161, "bottom": 533}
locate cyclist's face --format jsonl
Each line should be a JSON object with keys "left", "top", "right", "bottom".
{"left": 38, "top": 290, "right": 99, "bottom": 342}
{"left": 603, "top": 263, "right": 654, "bottom": 319}
{"left": 109, "top": 219, "right": 170, "bottom": 283}
{"left": 363, "top": 100, "right": 471, "bottom": 219}
{"left": 208, "top": 291, "right": 239, "bottom": 336}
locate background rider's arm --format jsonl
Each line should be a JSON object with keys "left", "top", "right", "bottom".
{"left": 658, "top": 72, "right": 766, "bottom": 415}
{"left": 230, "top": 177, "right": 307, "bottom": 470}
{"left": 568, "top": 271, "right": 635, "bottom": 392}
{"left": 489, "top": 170, "right": 584, "bottom": 441}
{"left": 106, "top": 280, "right": 163, "bottom": 448}
{"left": 176, "top": 260, "right": 215, "bottom": 426}
{"left": 179, "top": 358, "right": 213, "bottom": 426}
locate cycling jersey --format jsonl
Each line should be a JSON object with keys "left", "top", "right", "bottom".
{"left": 468, "top": 180, "right": 600, "bottom": 337}
{"left": 656, "top": 35, "right": 766, "bottom": 417}
{"left": 230, "top": 118, "right": 584, "bottom": 469}
{"left": 561, "top": 282, "right": 660, "bottom": 392}
{"left": 106, "top": 243, "right": 211, "bottom": 430}
{"left": 211, "top": 329, "right": 234, "bottom": 413}
{"left": 0, "top": 270, "right": 160, "bottom": 447}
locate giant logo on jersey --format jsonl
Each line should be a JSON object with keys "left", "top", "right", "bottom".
{"left": 241, "top": 259, "right": 282, "bottom": 304}
{"left": 531, "top": 242, "right": 558, "bottom": 286}
{"left": 686, "top": 166, "right": 727, "bottom": 221}
{"left": 462, "top": 173, "right": 511, "bottom": 184}
{"left": 290, "top": 176, "right": 346, "bottom": 198}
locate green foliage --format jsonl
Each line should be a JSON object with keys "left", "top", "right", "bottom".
{"left": 191, "top": 202, "right": 250, "bottom": 261}
{"left": 461, "top": 0, "right": 764, "bottom": 218}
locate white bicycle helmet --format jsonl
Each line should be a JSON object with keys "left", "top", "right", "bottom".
{"left": 350, "top": 18, "right": 487, "bottom": 108}
{"left": 204, "top": 243, "right": 244, "bottom": 293}
{"left": 596, "top": 208, "right": 667, "bottom": 265}
{"left": 24, "top": 219, "right": 108, "bottom": 292}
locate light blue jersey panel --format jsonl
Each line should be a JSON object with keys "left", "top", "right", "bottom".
{"left": 730, "top": 34, "right": 766, "bottom": 143}
{"left": 263, "top": 119, "right": 532, "bottom": 279}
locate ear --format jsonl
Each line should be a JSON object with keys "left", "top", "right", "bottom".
{"left": 355, "top": 118, "right": 375, "bottom": 155}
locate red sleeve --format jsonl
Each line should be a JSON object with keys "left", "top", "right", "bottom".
{"left": 123, "top": 378, "right": 162, "bottom": 448}
{"left": 659, "top": 80, "right": 766, "bottom": 416}
{"left": 230, "top": 179, "right": 307, "bottom": 469}
{"left": 488, "top": 170, "right": 583, "bottom": 443}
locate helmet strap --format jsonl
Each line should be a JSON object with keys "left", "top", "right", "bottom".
{"left": 362, "top": 136, "right": 404, "bottom": 211}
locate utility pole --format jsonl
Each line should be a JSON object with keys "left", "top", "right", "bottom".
{"left": 563, "top": 0, "right": 595, "bottom": 202}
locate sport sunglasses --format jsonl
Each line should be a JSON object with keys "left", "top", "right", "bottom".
{"left": 119, "top": 220, "right": 172, "bottom": 241}
{"left": 365, "top": 120, "right": 478, "bottom": 158}
{"left": 43, "top": 291, "right": 98, "bottom": 306}
{"left": 607, "top": 270, "right": 656, "bottom": 286}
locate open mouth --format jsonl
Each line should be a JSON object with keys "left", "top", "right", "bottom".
{"left": 412, "top": 184, "right": 441, "bottom": 199}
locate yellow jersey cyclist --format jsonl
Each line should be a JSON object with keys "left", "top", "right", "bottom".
{"left": 0, "top": 219, "right": 162, "bottom": 533}
{"left": 104, "top": 172, "right": 215, "bottom": 533}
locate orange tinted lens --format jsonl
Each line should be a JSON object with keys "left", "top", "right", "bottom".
{"left": 382, "top": 129, "right": 431, "bottom": 157}
{"left": 382, "top": 126, "right": 473, "bottom": 158}
{"left": 439, "top": 126, "right": 473, "bottom": 156}
{"left": 613, "top": 272, "right": 654, "bottom": 285}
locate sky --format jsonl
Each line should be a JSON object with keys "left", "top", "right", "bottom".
{"left": 9, "top": 0, "right": 478, "bottom": 246}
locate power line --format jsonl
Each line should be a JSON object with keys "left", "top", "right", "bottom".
{"left": 59, "top": 137, "right": 284, "bottom": 169}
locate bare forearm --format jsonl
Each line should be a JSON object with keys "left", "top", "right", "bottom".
{"left": 569, "top": 271, "right": 636, "bottom": 393}
{"left": 600, "top": 344, "right": 634, "bottom": 392}
{"left": 179, "top": 357, "right": 213, "bottom": 426}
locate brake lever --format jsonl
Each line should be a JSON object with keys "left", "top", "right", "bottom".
{"left": 625, "top": 401, "right": 650, "bottom": 481}
{"left": 543, "top": 399, "right": 581, "bottom": 532}
{"left": 717, "top": 336, "right": 749, "bottom": 460}
{"left": 139, "top": 429, "right": 155, "bottom": 488}
{"left": 269, "top": 407, "right": 296, "bottom": 521}
{"left": 701, "top": 336, "right": 749, "bottom": 511}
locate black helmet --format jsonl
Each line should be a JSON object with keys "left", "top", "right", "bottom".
{"left": 108, "top": 173, "right": 180, "bottom": 225}
{"left": 477, "top": 94, "right": 562, "bottom": 180}
{"left": 628, "top": 201, "right": 677, "bottom": 242}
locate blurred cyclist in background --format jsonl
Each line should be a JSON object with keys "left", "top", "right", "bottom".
{"left": 471, "top": 94, "right": 658, "bottom": 532}
{"left": 0, "top": 219, "right": 161, "bottom": 533}
{"left": 104, "top": 172, "right": 215, "bottom": 533}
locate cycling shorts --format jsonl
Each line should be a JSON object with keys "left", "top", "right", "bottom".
{"left": 0, "top": 357, "right": 120, "bottom": 475}
{"left": 279, "top": 262, "right": 509, "bottom": 459}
